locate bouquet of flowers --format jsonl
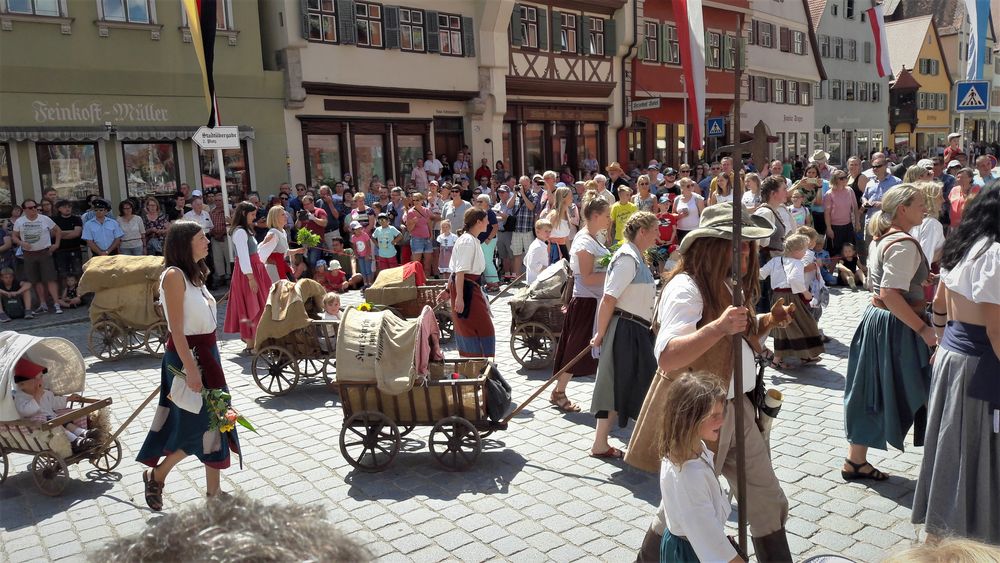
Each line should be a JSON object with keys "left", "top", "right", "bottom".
{"left": 203, "top": 389, "right": 257, "bottom": 434}
{"left": 296, "top": 227, "right": 321, "bottom": 249}
{"left": 596, "top": 242, "right": 622, "bottom": 271}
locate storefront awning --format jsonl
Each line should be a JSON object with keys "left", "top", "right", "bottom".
{"left": 0, "top": 126, "right": 111, "bottom": 142}
{"left": 116, "top": 125, "right": 255, "bottom": 141}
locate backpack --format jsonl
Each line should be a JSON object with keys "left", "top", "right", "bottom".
{"left": 483, "top": 363, "right": 512, "bottom": 423}
{"left": 2, "top": 294, "right": 24, "bottom": 319}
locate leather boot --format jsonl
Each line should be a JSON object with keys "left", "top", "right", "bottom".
{"left": 752, "top": 528, "right": 793, "bottom": 563}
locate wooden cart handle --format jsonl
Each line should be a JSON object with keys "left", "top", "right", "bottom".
{"left": 501, "top": 346, "right": 592, "bottom": 425}
{"left": 488, "top": 272, "right": 525, "bottom": 305}
{"left": 111, "top": 385, "right": 161, "bottom": 442}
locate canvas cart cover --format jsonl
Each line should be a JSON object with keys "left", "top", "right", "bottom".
{"left": 336, "top": 308, "right": 420, "bottom": 395}
{"left": 508, "top": 259, "right": 571, "bottom": 323}
{"left": 79, "top": 255, "right": 165, "bottom": 328}
{"left": 365, "top": 264, "right": 422, "bottom": 306}
{"left": 0, "top": 332, "right": 85, "bottom": 422}
{"left": 254, "top": 278, "right": 326, "bottom": 349}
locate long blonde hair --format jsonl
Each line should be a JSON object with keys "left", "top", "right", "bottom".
{"left": 658, "top": 372, "right": 727, "bottom": 464}
{"left": 915, "top": 181, "right": 944, "bottom": 218}
{"left": 265, "top": 205, "right": 287, "bottom": 230}
{"left": 548, "top": 186, "right": 573, "bottom": 225}
{"left": 868, "top": 183, "right": 923, "bottom": 238}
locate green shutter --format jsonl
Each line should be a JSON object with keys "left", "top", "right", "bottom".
{"left": 510, "top": 5, "right": 523, "bottom": 47}
{"left": 551, "top": 9, "right": 562, "bottom": 52}
{"left": 384, "top": 6, "right": 400, "bottom": 49}
{"left": 604, "top": 18, "right": 614, "bottom": 55}
{"left": 336, "top": 0, "right": 356, "bottom": 44}
{"left": 638, "top": 31, "right": 647, "bottom": 60}
{"left": 426, "top": 10, "right": 440, "bottom": 52}
{"left": 537, "top": 8, "right": 547, "bottom": 50}
{"left": 661, "top": 23, "right": 670, "bottom": 62}
{"left": 579, "top": 15, "right": 589, "bottom": 54}
{"left": 300, "top": 0, "right": 310, "bottom": 40}
{"left": 462, "top": 15, "right": 475, "bottom": 56}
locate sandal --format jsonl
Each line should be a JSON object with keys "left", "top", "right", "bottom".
{"left": 549, "top": 391, "right": 581, "bottom": 413}
{"left": 841, "top": 459, "right": 889, "bottom": 482}
{"left": 590, "top": 447, "right": 624, "bottom": 459}
{"left": 143, "top": 468, "right": 164, "bottom": 511}
{"left": 802, "top": 357, "right": 822, "bottom": 365}
{"left": 768, "top": 359, "right": 791, "bottom": 370}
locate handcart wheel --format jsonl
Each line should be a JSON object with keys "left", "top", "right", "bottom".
{"left": 0, "top": 444, "right": 8, "bottom": 483}
{"left": 509, "top": 322, "right": 556, "bottom": 370}
{"left": 251, "top": 346, "right": 300, "bottom": 396}
{"left": 126, "top": 328, "right": 144, "bottom": 351}
{"left": 31, "top": 451, "right": 69, "bottom": 496}
{"left": 91, "top": 438, "right": 122, "bottom": 472}
{"left": 144, "top": 321, "right": 169, "bottom": 358}
{"left": 430, "top": 416, "right": 481, "bottom": 471}
{"left": 89, "top": 321, "right": 129, "bottom": 361}
{"left": 339, "top": 411, "right": 400, "bottom": 472}
{"left": 298, "top": 357, "right": 327, "bottom": 380}
{"left": 399, "top": 424, "right": 416, "bottom": 437}
{"left": 435, "top": 311, "right": 453, "bottom": 341}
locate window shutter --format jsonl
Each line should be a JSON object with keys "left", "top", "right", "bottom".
{"left": 551, "top": 9, "right": 562, "bottom": 52}
{"left": 724, "top": 34, "right": 733, "bottom": 68}
{"left": 579, "top": 15, "right": 589, "bottom": 54}
{"left": 763, "top": 77, "right": 770, "bottom": 102}
{"left": 780, "top": 27, "right": 789, "bottom": 52}
{"left": 750, "top": 76, "right": 756, "bottom": 101}
{"left": 748, "top": 20, "right": 757, "bottom": 45}
{"left": 661, "top": 23, "right": 670, "bottom": 61}
{"left": 756, "top": 20, "right": 763, "bottom": 44}
{"left": 300, "top": 0, "right": 310, "bottom": 39}
{"left": 801, "top": 32, "right": 808, "bottom": 55}
{"left": 638, "top": 31, "right": 647, "bottom": 59}
{"left": 462, "top": 16, "right": 475, "bottom": 56}
{"left": 426, "top": 10, "right": 440, "bottom": 52}
{"left": 604, "top": 18, "right": 615, "bottom": 55}
{"left": 384, "top": 6, "right": 400, "bottom": 49}
{"left": 537, "top": 8, "right": 548, "bottom": 50}
{"left": 510, "top": 6, "right": 523, "bottom": 46}
{"left": 336, "top": 0, "right": 356, "bottom": 44}
{"left": 801, "top": 82, "right": 810, "bottom": 105}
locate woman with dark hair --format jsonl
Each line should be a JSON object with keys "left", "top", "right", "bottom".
{"left": 143, "top": 197, "right": 169, "bottom": 255}
{"left": 842, "top": 184, "right": 935, "bottom": 482}
{"left": 223, "top": 201, "right": 272, "bottom": 354}
{"left": 799, "top": 163, "right": 829, "bottom": 233}
{"left": 913, "top": 189, "right": 999, "bottom": 544}
{"left": 118, "top": 198, "right": 146, "bottom": 256}
{"left": 448, "top": 207, "right": 494, "bottom": 357}
{"left": 549, "top": 193, "right": 611, "bottom": 413}
{"left": 137, "top": 221, "right": 239, "bottom": 511}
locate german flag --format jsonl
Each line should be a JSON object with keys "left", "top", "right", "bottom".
{"left": 182, "top": 0, "right": 220, "bottom": 126}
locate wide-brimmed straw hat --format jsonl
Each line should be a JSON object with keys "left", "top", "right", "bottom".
{"left": 605, "top": 161, "right": 624, "bottom": 174}
{"left": 678, "top": 202, "right": 775, "bottom": 254}
{"left": 810, "top": 149, "right": 830, "bottom": 163}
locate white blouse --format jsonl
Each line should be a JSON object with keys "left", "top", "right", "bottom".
{"left": 257, "top": 228, "right": 289, "bottom": 260}
{"left": 760, "top": 255, "right": 807, "bottom": 294}
{"left": 119, "top": 215, "right": 145, "bottom": 249}
{"left": 449, "top": 232, "right": 486, "bottom": 275}
{"left": 909, "top": 217, "right": 945, "bottom": 264}
{"left": 603, "top": 242, "right": 656, "bottom": 321}
{"left": 232, "top": 228, "right": 254, "bottom": 274}
{"left": 570, "top": 231, "right": 609, "bottom": 299}
{"left": 943, "top": 237, "right": 1000, "bottom": 304}
{"left": 159, "top": 267, "right": 218, "bottom": 336}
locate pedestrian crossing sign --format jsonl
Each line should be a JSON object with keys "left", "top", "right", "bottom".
{"left": 955, "top": 80, "right": 990, "bottom": 112}
{"left": 707, "top": 117, "right": 725, "bottom": 138}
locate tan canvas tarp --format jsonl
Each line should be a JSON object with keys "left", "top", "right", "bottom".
{"left": 88, "top": 281, "right": 161, "bottom": 328}
{"left": 365, "top": 265, "right": 418, "bottom": 306}
{"left": 255, "top": 279, "right": 326, "bottom": 349}
{"left": 335, "top": 308, "right": 418, "bottom": 395}
{"left": 79, "top": 255, "right": 164, "bottom": 294}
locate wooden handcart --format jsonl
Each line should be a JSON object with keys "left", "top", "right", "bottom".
{"left": 508, "top": 299, "right": 566, "bottom": 370}
{"left": 251, "top": 320, "right": 339, "bottom": 396}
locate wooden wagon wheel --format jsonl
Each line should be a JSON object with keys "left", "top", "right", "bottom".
{"left": 88, "top": 321, "right": 129, "bottom": 361}
{"left": 339, "top": 412, "right": 400, "bottom": 473}
{"left": 251, "top": 346, "right": 300, "bottom": 396}
{"left": 126, "top": 327, "right": 145, "bottom": 352}
{"left": 90, "top": 438, "right": 122, "bottom": 472}
{"left": 0, "top": 444, "right": 8, "bottom": 484}
{"left": 509, "top": 321, "right": 556, "bottom": 370}
{"left": 297, "top": 357, "right": 328, "bottom": 380}
{"left": 429, "top": 416, "right": 482, "bottom": 471}
{"left": 144, "top": 321, "right": 169, "bottom": 358}
{"left": 435, "top": 311, "right": 453, "bottom": 341}
{"left": 399, "top": 424, "right": 416, "bottom": 437}
{"left": 31, "top": 451, "right": 69, "bottom": 496}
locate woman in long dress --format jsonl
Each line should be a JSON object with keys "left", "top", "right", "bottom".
{"left": 223, "top": 202, "right": 273, "bottom": 354}
{"left": 842, "top": 184, "right": 936, "bottom": 481}
{"left": 137, "top": 221, "right": 239, "bottom": 511}
{"left": 549, "top": 193, "right": 610, "bottom": 413}
{"left": 258, "top": 205, "right": 304, "bottom": 284}
{"left": 589, "top": 212, "right": 659, "bottom": 459}
{"left": 912, "top": 189, "right": 1000, "bottom": 544}
{"left": 449, "top": 208, "right": 495, "bottom": 357}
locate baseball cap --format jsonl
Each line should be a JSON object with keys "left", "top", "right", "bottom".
{"left": 14, "top": 358, "right": 47, "bottom": 383}
{"left": 315, "top": 259, "right": 328, "bottom": 269}
{"left": 328, "top": 259, "right": 342, "bottom": 270}
{"left": 429, "top": 180, "right": 439, "bottom": 186}
{"left": 191, "top": 189, "right": 203, "bottom": 198}
{"left": 663, "top": 167, "right": 677, "bottom": 176}
{"left": 532, "top": 173, "right": 544, "bottom": 182}
{"left": 555, "top": 182, "right": 567, "bottom": 188}
{"left": 377, "top": 213, "right": 389, "bottom": 220}
{"left": 349, "top": 221, "right": 362, "bottom": 230}
{"left": 948, "top": 132, "right": 962, "bottom": 140}
{"left": 947, "top": 160, "right": 962, "bottom": 169}
{"left": 497, "top": 186, "right": 509, "bottom": 193}
{"left": 92, "top": 199, "right": 111, "bottom": 210}
{"left": 917, "top": 159, "right": 934, "bottom": 170}
{"left": 647, "top": 159, "right": 660, "bottom": 168}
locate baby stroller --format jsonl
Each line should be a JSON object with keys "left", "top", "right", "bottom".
{"left": 0, "top": 332, "right": 130, "bottom": 496}
{"left": 79, "top": 256, "right": 167, "bottom": 361}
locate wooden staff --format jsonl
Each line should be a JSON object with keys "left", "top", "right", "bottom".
{"left": 501, "top": 346, "right": 590, "bottom": 425}
{"left": 488, "top": 272, "right": 525, "bottom": 305}
{"left": 110, "top": 385, "right": 162, "bottom": 443}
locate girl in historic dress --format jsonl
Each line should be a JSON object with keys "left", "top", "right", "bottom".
{"left": 258, "top": 205, "right": 304, "bottom": 284}
{"left": 138, "top": 221, "right": 239, "bottom": 511}
{"left": 448, "top": 208, "right": 495, "bottom": 357}
{"left": 759, "top": 234, "right": 825, "bottom": 368}
{"left": 223, "top": 202, "right": 273, "bottom": 354}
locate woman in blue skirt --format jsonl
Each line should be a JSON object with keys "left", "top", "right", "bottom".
{"left": 137, "top": 221, "right": 240, "bottom": 511}
{"left": 842, "top": 184, "right": 936, "bottom": 481}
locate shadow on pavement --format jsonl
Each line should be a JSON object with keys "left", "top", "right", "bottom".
{"left": 253, "top": 387, "right": 341, "bottom": 411}
{"left": 768, "top": 366, "right": 845, "bottom": 391}
{"left": 0, "top": 470, "right": 120, "bottom": 531}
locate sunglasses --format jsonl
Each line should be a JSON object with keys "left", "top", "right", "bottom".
{"left": 679, "top": 170, "right": 690, "bottom": 174}
{"left": 23, "top": 205, "right": 37, "bottom": 210}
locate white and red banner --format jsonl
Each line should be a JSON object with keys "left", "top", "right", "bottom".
{"left": 865, "top": 4, "right": 893, "bottom": 78}
{"left": 673, "top": 0, "right": 706, "bottom": 151}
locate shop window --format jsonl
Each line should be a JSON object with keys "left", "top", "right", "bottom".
{"left": 122, "top": 142, "right": 179, "bottom": 199}
{"left": 706, "top": 32, "right": 721, "bottom": 69}
{"left": 663, "top": 24, "right": 679, "bottom": 64}
{"left": 396, "top": 134, "right": 424, "bottom": 182}
{"left": 198, "top": 142, "right": 251, "bottom": 200}
{"left": 799, "top": 134, "right": 808, "bottom": 162}
{"left": 588, "top": 17, "right": 604, "bottom": 56}
{"left": 786, "top": 133, "right": 797, "bottom": 164}
{"left": 642, "top": 21, "right": 658, "bottom": 62}
{"left": 353, "top": 134, "right": 386, "bottom": 190}
{"left": 857, "top": 131, "right": 869, "bottom": 159}
{"left": 355, "top": 1, "right": 383, "bottom": 48}
{"left": 305, "top": 134, "right": 343, "bottom": 187}
{"left": 654, "top": 123, "right": 668, "bottom": 164}
{"left": 6, "top": 0, "right": 62, "bottom": 16}
{"left": 559, "top": 12, "right": 576, "bottom": 54}
{"left": 524, "top": 123, "right": 544, "bottom": 175}
{"left": 307, "top": 0, "right": 337, "bottom": 43}
{"left": 676, "top": 123, "right": 687, "bottom": 165}
{"left": 100, "top": 0, "right": 152, "bottom": 23}
{"left": 518, "top": 5, "right": 538, "bottom": 49}
{"left": 438, "top": 13, "right": 462, "bottom": 56}
{"left": 628, "top": 121, "right": 646, "bottom": 165}
{"left": 0, "top": 143, "right": 14, "bottom": 219}
{"left": 36, "top": 143, "right": 102, "bottom": 213}
{"left": 399, "top": 7, "right": 424, "bottom": 52}
{"left": 502, "top": 122, "right": 514, "bottom": 175}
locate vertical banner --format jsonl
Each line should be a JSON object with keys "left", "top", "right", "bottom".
{"left": 182, "top": 0, "right": 220, "bottom": 126}
{"left": 672, "top": 0, "right": 706, "bottom": 151}
{"left": 865, "top": 4, "right": 893, "bottom": 78}
{"left": 965, "top": 0, "right": 991, "bottom": 80}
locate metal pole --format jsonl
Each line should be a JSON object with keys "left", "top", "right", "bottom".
{"left": 959, "top": 14, "right": 967, "bottom": 152}
{"left": 682, "top": 74, "right": 689, "bottom": 165}
{"left": 731, "top": 11, "right": 748, "bottom": 555}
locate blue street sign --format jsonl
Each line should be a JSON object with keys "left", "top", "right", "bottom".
{"left": 955, "top": 80, "right": 990, "bottom": 112}
{"left": 707, "top": 117, "right": 725, "bottom": 138}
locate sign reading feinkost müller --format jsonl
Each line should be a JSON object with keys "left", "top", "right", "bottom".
{"left": 193, "top": 126, "right": 241, "bottom": 150}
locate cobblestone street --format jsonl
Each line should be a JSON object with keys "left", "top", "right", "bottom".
{"left": 0, "top": 287, "right": 927, "bottom": 562}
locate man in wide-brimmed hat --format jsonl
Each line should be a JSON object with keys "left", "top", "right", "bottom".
{"left": 810, "top": 149, "right": 836, "bottom": 180}
{"left": 605, "top": 161, "right": 631, "bottom": 191}
{"left": 629, "top": 202, "right": 796, "bottom": 563}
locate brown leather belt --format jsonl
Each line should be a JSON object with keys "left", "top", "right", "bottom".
{"left": 871, "top": 296, "right": 927, "bottom": 319}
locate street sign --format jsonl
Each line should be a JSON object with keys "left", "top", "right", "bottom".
{"left": 707, "top": 117, "right": 725, "bottom": 138}
{"left": 192, "top": 125, "right": 241, "bottom": 149}
{"left": 629, "top": 98, "right": 661, "bottom": 111}
{"left": 955, "top": 80, "right": 990, "bottom": 112}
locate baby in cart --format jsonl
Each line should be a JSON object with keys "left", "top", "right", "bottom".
{"left": 13, "top": 358, "right": 99, "bottom": 453}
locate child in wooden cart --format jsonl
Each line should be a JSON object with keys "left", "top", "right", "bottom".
{"left": 13, "top": 358, "right": 100, "bottom": 453}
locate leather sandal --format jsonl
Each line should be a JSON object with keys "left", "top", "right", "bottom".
{"left": 841, "top": 459, "right": 889, "bottom": 482}
{"left": 143, "top": 468, "right": 164, "bottom": 511}
{"left": 549, "top": 391, "right": 581, "bottom": 413}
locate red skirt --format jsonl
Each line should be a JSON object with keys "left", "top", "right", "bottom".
{"left": 223, "top": 253, "right": 272, "bottom": 340}
{"left": 552, "top": 296, "right": 599, "bottom": 376}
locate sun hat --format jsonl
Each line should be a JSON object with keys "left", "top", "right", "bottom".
{"left": 947, "top": 160, "right": 962, "bottom": 169}
{"left": 349, "top": 221, "right": 362, "bottom": 230}
{"left": 606, "top": 162, "right": 625, "bottom": 174}
{"left": 948, "top": 132, "right": 962, "bottom": 140}
{"left": 810, "top": 150, "right": 830, "bottom": 163}
{"left": 916, "top": 159, "right": 935, "bottom": 170}
{"left": 328, "top": 259, "right": 342, "bottom": 270}
{"left": 14, "top": 358, "right": 47, "bottom": 383}
{"left": 678, "top": 202, "right": 775, "bottom": 255}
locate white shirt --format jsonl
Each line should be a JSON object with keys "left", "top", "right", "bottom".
{"left": 760, "top": 255, "right": 807, "bottom": 294}
{"left": 594, "top": 188, "right": 616, "bottom": 207}
{"left": 119, "top": 215, "right": 146, "bottom": 249}
{"left": 159, "top": 266, "right": 218, "bottom": 335}
{"left": 13, "top": 214, "right": 56, "bottom": 251}
{"left": 424, "top": 159, "right": 443, "bottom": 177}
{"left": 942, "top": 237, "right": 1000, "bottom": 304}
{"left": 570, "top": 231, "right": 609, "bottom": 299}
{"left": 449, "top": 232, "right": 486, "bottom": 275}
{"left": 659, "top": 445, "right": 738, "bottom": 563}
{"left": 232, "top": 229, "right": 255, "bottom": 274}
{"left": 14, "top": 388, "right": 67, "bottom": 421}
{"left": 183, "top": 209, "right": 213, "bottom": 233}
{"left": 654, "top": 274, "right": 755, "bottom": 399}
{"left": 909, "top": 217, "right": 945, "bottom": 264}
{"left": 524, "top": 238, "right": 550, "bottom": 284}
{"left": 675, "top": 194, "right": 704, "bottom": 230}
{"left": 603, "top": 242, "right": 656, "bottom": 321}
